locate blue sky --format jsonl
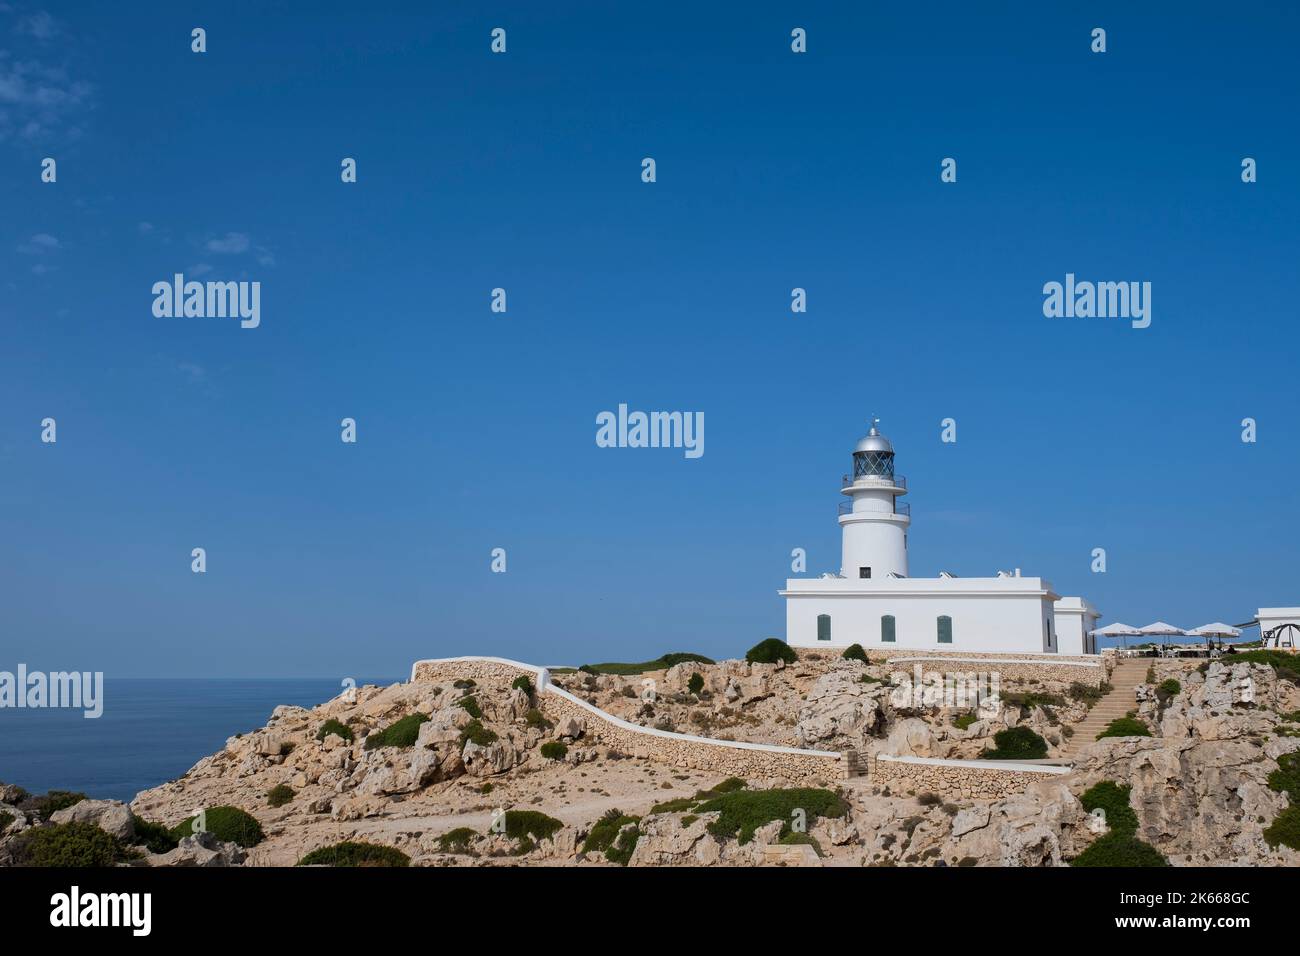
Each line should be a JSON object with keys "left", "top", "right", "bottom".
{"left": 2, "top": 2, "right": 1297, "bottom": 677}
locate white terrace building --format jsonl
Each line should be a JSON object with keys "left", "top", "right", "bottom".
{"left": 781, "top": 421, "right": 1100, "bottom": 655}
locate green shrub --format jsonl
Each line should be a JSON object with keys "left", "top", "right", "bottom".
{"left": 860, "top": 673, "right": 883, "bottom": 684}
{"left": 436, "top": 827, "right": 479, "bottom": 854}
{"left": 459, "top": 719, "right": 498, "bottom": 747}
{"left": 745, "top": 638, "right": 798, "bottom": 665}
{"left": 981, "top": 726, "right": 1048, "bottom": 760}
{"left": 33, "top": 790, "right": 87, "bottom": 820}
{"left": 15, "top": 821, "right": 138, "bottom": 867}
{"left": 365, "top": 713, "right": 429, "bottom": 749}
{"left": 457, "top": 695, "right": 483, "bottom": 719}
{"left": 1001, "top": 691, "right": 1065, "bottom": 709}
{"left": 582, "top": 808, "right": 641, "bottom": 865}
{"left": 1157, "top": 678, "right": 1181, "bottom": 697}
{"left": 1096, "top": 716, "right": 1151, "bottom": 740}
{"left": 1266, "top": 751, "right": 1300, "bottom": 802}
{"left": 316, "top": 718, "right": 354, "bottom": 743}
{"left": 577, "top": 652, "right": 715, "bottom": 676}
{"left": 696, "top": 787, "right": 847, "bottom": 845}
{"left": 1071, "top": 832, "right": 1168, "bottom": 867}
{"left": 524, "top": 708, "right": 553, "bottom": 730}
{"left": 296, "top": 841, "right": 409, "bottom": 867}
{"left": 1068, "top": 683, "right": 1105, "bottom": 705}
{"left": 500, "top": 810, "right": 563, "bottom": 843}
{"left": 540, "top": 741, "right": 568, "bottom": 760}
{"left": 267, "top": 784, "right": 295, "bottom": 808}
{"left": 130, "top": 815, "right": 179, "bottom": 853}
{"left": 511, "top": 675, "right": 534, "bottom": 697}
{"left": 1079, "top": 781, "right": 1139, "bottom": 836}
{"left": 708, "top": 776, "right": 748, "bottom": 795}
{"left": 0, "top": 810, "right": 14, "bottom": 836}
{"left": 453, "top": 678, "right": 476, "bottom": 689}
{"left": 952, "top": 713, "right": 977, "bottom": 730}
{"left": 842, "top": 643, "right": 869, "bottom": 664}
{"left": 650, "top": 796, "right": 696, "bottom": 814}
{"left": 170, "top": 805, "right": 264, "bottom": 847}
{"left": 687, "top": 672, "right": 705, "bottom": 695}
{"left": 1263, "top": 806, "right": 1300, "bottom": 850}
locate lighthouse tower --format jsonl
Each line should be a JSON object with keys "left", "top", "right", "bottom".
{"left": 839, "top": 418, "right": 910, "bottom": 579}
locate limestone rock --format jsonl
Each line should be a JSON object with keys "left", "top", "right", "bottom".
{"left": 50, "top": 798, "right": 135, "bottom": 842}
{"left": 150, "top": 831, "right": 246, "bottom": 867}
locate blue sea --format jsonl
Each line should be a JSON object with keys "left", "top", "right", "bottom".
{"left": 0, "top": 678, "right": 399, "bottom": 803}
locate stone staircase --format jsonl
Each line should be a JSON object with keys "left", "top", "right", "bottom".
{"left": 1063, "top": 659, "right": 1150, "bottom": 753}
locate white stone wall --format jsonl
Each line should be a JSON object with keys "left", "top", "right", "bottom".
{"left": 409, "top": 656, "right": 844, "bottom": 785}
{"left": 873, "top": 754, "right": 1070, "bottom": 800}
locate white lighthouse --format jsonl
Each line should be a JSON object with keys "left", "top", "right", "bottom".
{"left": 839, "top": 418, "right": 910, "bottom": 580}
{"left": 781, "top": 419, "right": 1102, "bottom": 655}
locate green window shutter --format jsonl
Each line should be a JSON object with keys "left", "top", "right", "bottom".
{"left": 937, "top": 615, "right": 952, "bottom": 644}
{"left": 817, "top": 614, "right": 831, "bottom": 641}
{"left": 881, "top": 615, "right": 896, "bottom": 643}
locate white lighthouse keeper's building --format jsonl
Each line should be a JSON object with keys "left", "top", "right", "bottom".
{"left": 781, "top": 420, "right": 1099, "bottom": 655}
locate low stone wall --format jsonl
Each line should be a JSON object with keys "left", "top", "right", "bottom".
{"left": 872, "top": 754, "right": 1070, "bottom": 800}
{"left": 883, "top": 653, "right": 1108, "bottom": 688}
{"left": 409, "top": 656, "right": 844, "bottom": 785}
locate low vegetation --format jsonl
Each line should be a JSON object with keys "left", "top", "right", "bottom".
{"left": 130, "top": 815, "right": 179, "bottom": 853}
{"left": 981, "top": 726, "right": 1048, "bottom": 760}
{"left": 1263, "top": 806, "right": 1300, "bottom": 850}
{"left": 511, "top": 675, "right": 534, "bottom": 697}
{"left": 459, "top": 719, "right": 498, "bottom": 747}
{"left": 12, "top": 821, "right": 139, "bottom": 867}
{"left": 745, "top": 638, "right": 798, "bottom": 665}
{"left": 170, "top": 805, "right": 264, "bottom": 847}
{"left": 524, "top": 708, "right": 552, "bottom": 730}
{"left": 1096, "top": 716, "right": 1152, "bottom": 740}
{"left": 456, "top": 695, "right": 483, "bottom": 719}
{"left": 951, "top": 713, "right": 977, "bottom": 730}
{"left": 687, "top": 672, "right": 705, "bottom": 695}
{"left": 695, "top": 786, "right": 848, "bottom": 845}
{"left": 582, "top": 808, "right": 642, "bottom": 865}
{"left": 578, "top": 652, "right": 714, "bottom": 676}
{"left": 499, "top": 810, "right": 563, "bottom": 844}
{"left": 364, "top": 713, "right": 429, "bottom": 749}
{"left": 841, "top": 643, "right": 869, "bottom": 664}
{"left": 1079, "top": 781, "right": 1140, "bottom": 836}
{"left": 436, "top": 827, "right": 478, "bottom": 854}
{"left": 1071, "top": 831, "right": 1169, "bottom": 867}
{"left": 1231, "top": 650, "right": 1300, "bottom": 683}
{"left": 267, "top": 784, "right": 295, "bottom": 808}
{"left": 297, "top": 841, "right": 410, "bottom": 867}
{"left": 540, "top": 741, "right": 568, "bottom": 760}
{"left": 316, "top": 718, "right": 354, "bottom": 743}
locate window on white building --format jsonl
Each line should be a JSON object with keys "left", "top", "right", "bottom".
{"left": 817, "top": 614, "right": 831, "bottom": 641}
{"left": 937, "top": 615, "right": 952, "bottom": 644}
{"left": 881, "top": 615, "right": 896, "bottom": 642}
{"left": 859, "top": 567, "right": 871, "bottom": 579}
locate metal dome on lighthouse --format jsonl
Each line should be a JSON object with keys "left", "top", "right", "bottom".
{"left": 839, "top": 417, "right": 910, "bottom": 579}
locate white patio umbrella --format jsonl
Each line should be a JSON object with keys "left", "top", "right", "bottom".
{"left": 1187, "top": 622, "right": 1241, "bottom": 638}
{"left": 1186, "top": 622, "right": 1242, "bottom": 656}
{"left": 1139, "top": 621, "right": 1188, "bottom": 655}
{"left": 1090, "top": 622, "right": 1143, "bottom": 652}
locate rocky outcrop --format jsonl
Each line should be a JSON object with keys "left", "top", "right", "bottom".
{"left": 49, "top": 798, "right": 134, "bottom": 842}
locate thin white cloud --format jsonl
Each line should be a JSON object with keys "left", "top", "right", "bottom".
{"left": 17, "top": 232, "right": 58, "bottom": 253}
{"left": 205, "top": 232, "right": 251, "bottom": 254}
{"left": 17, "top": 10, "right": 56, "bottom": 40}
